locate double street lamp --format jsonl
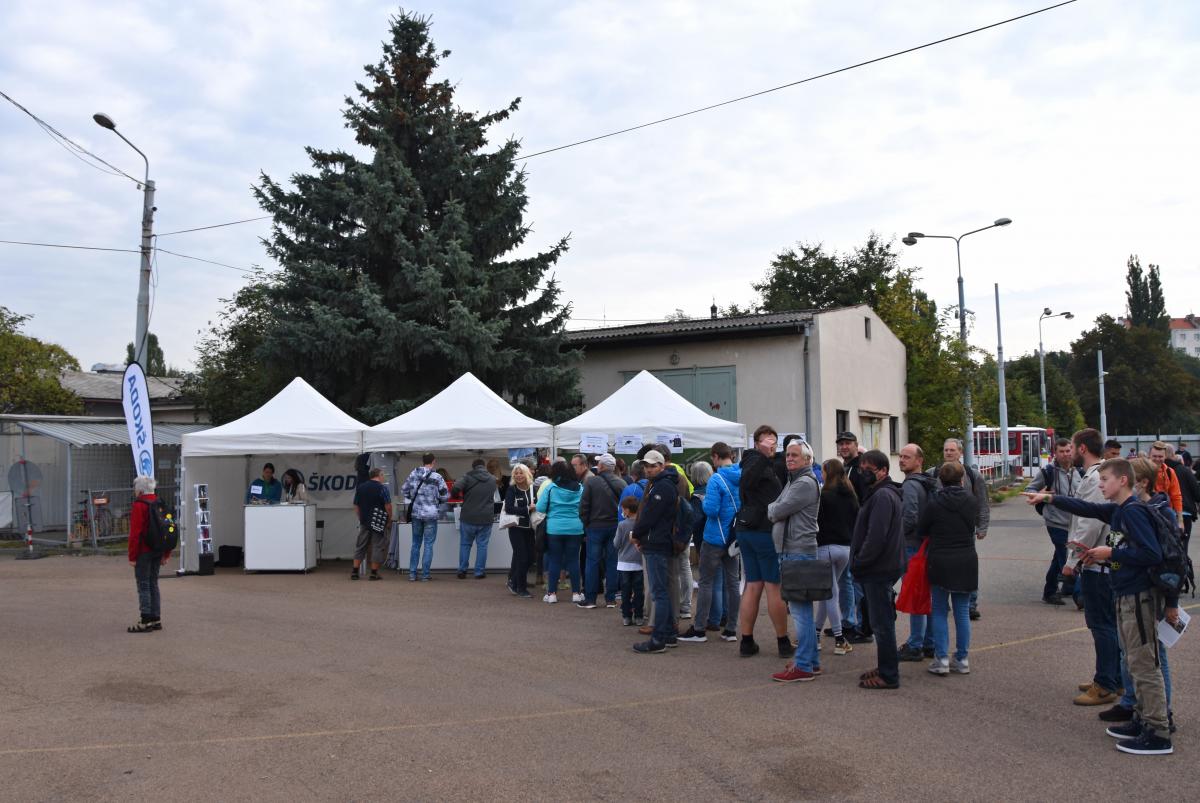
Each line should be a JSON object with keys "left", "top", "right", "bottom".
{"left": 902, "top": 218, "right": 1012, "bottom": 470}
{"left": 92, "top": 112, "right": 155, "bottom": 368}
{"left": 1038, "top": 308, "right": 1073, "bottom": 422}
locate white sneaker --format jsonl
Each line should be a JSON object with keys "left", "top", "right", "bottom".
{"left": 950, "top": 657, "right": 970, "bottom": 674}
{"left": 543, "top": 593, "right": 557, "bottom": 604}
{"left": 571, "top": 592, "right": 585, "bottom": 603}
{"left": 927, "top": 657, "right": 950, "bottom": 676}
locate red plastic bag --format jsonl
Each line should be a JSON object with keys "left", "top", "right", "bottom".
{"left": 895, "top": 538, "right": 931, "bottom": 615}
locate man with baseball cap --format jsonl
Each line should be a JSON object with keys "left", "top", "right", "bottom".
{"left": 578, "top": 453, "right": 627, "bottom": 609}
{"left": 837, "top": 432, "right": 871, "bottom": 503}
{"left": 631, "top": 449, "right": 682, "bottom": 652}
{"left": 836, "top": 431, "right": 871, "bottom": 643}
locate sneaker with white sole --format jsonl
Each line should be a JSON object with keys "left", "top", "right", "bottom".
{"left": 543, "top": 593, "right": 558, "bottom": 604}
{"left": 720, "top": 629, "right": 738, "bottom": 642}
{"left": 1115, "top": 728, "right": 1173, "bottom": 755}
{"left": 950, "top": 657, "right": 970, "bottom": 674}
{"left": 677, "top": 626, "right": 708, "bottom": 643}
{"left": 571, "top": 592, "right": 585, "bottom": 604}
{"left": 927, "top": 657, "right": 950, "bottom": 676}
{"left": 833, "top": 637, "right": 852, "bottom": 655}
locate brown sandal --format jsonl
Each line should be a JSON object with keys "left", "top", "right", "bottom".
{"left": 859, "top": 668, "right": 880, "bottom": 681}
{"left": 859, "top": 675, "right": 899, "bottom": 690}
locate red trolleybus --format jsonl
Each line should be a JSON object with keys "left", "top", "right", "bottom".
{"left": 971, "top": 425, "right": 1050, "bottom": 477}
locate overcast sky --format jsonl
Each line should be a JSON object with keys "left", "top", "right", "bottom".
{"left": 2, "top": 0, "right": 1197, "bottom": 375}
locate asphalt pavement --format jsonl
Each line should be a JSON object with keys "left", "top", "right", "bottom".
{"left": 1, "top": 499, "right": 1195, "bottom": 801}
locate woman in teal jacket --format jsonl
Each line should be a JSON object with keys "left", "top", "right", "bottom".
{"left": 536, "top": 461, "right": 585, "bottom": 604}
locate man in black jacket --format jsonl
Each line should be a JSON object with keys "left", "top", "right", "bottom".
{"left": 1166, "top": 444, "right": 1199, "bottom": 552}
{"left": 578, "top": 453, "right": 627, "bottom": 608}
{"left": 736, "top": 425, "right": 792, "bottom": 660}
{"left": 850, "top": 450, "right": 906, "bottom": 690}
{"left": 631, "top": 450, "right": 680, "bottom": 653}
{"left": 457, "top": 459, "right": 497, "bottom": 579}
{"left": 837, "top": 431, "right": 871, "bottom": 503}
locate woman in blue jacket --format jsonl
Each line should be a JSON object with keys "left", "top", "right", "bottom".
{"left": 536, "top": 461, "right": 585, "bottom": 604}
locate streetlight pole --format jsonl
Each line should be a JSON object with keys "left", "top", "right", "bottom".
{"left": 93, "top": 112, "right": 155, "bottom": 368}
{"left": 1098, "top": 349, "right": 1108, "bottom": 441}
{"left": 1037, "top": 308, "right": 1074, "bottom": 423}
{"left": 994, "top": 284, "right": 1009, "bottom": 479}
{"left": 902, "top": 217, "right": 1012, "bottom": 470}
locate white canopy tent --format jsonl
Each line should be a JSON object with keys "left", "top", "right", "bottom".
{"left": 364, "top": 372, "right": 552, "bottom": 451}
{"left": 179, "top": 378, "right": 370, "bottom": 572}
{"left": 555, "top": 370, "right": 747, "bottom": 451}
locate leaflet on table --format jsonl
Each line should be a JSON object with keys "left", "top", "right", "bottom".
{"left": 1158, "top": 608, "right": 1190, "bottom": 648}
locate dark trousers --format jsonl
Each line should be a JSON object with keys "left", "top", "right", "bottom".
{"left": 644, "top": 552, "right": 672, "bottom": 644}
{"left": 508, "top": 527, "right": 534, "bottom": 593}
{"left": 1044, "top": 526, "right": 1072, "bottom": 598}
{"left": 1081, "top": 570, "right": 1122, "bottom": 692}
{"left": 861, "top": 576, "right": 900, "bottom": 685}
{"left": 134, "top": 552, "right": 162, "bottom": 621}
{"left": 1183, "top": 515, "right": 1193, "bottom": 556}
{"left": 620, "top": 570, "right": 645, "bottom": 618}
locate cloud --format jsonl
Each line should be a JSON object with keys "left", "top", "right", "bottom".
{"left": 1, "top": 0, "right": 1197, "bottom": 377}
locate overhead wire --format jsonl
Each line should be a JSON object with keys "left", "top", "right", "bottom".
{"left": 156, "top": 216, "right": 272, "bottom": 237}
{"left": 518, "top": 0, "right": 1079, "bottom": 159}
{"left": 0, "top": 89, "right": 142, "bottom": 185}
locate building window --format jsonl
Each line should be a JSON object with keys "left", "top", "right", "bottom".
{"left": 836, "top": 409, "right": 849, "bottom": 435}
{"left": 861, "top": 417, "right": 882, "bottom": 451}
{"left": 864, "top": 317, "right": 872, "bottom": 340}
{"left": 889, "top": 416, "right": 899, "bottom": 453}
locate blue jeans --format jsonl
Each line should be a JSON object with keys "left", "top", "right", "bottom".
{"left": 839, "top": 564, "right": 859, "bottom": 629}
{"left": 1044, "top": 526, "right": 1070, "bottom": 598}
{"left": 1081, "top": 571, "right": 1122, "bottom": 692}
{"left": 134, "top": 552, "right": 162, "bottom": 620}
{"left": 707, "top": 565, "right": 725, "bottom": 628}
{"left": 409, "top": 519, "right": 438, "bottom": 579}
{"left": 545, "top": 535, "right": 582, "bottom": 594}
{"left": 781, "top": 553, "right": 819, "bottom": 672}
{"left": 1120, "top": 639, "right": 1172, "bottom": 709}
{"left": 458, "top": 522, "right": 492, "bottom": 575}
{"left": 930, "top": 585, "right": 971, "bottom": 661}
{"left": 584, "top": 526, "right": 619, "bottom": 603}
{"left": 904, "top": 544, "right": 930, "bottom": 649}
{"left": 644, "top": 551, "right": 673, "bottom": 644}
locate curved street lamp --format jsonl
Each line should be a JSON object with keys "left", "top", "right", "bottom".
{"left": 1038, "top": 308, "right": 1074, "bottom": 422}
{"left": 902, "top": 218, "right": 1011, "bottom": 470}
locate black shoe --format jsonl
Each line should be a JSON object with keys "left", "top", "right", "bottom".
{"left": 823, "top": 627, "right": 836, "bottom": 637}
{"left": 474, "top": 572, "right": 486, "bottom": 579}
{"left": 720, "top": 629, "right": 738, "bottom": 642}
{"left": 516, "top": 590, "right": 533, "bottom": 599}
{"left": 897, "top": 645, "right": 924, "bottom": 662}
{"left": 968, "top": 608, "right": 981, "bottom": 621}
{"left": 665, "top": 636, "right": 678, "bottom": 648}
{"left": 1115, "top": 729, "right": 1173, "bottom": 755}
{"left": 1099, "top": 705, "right": 1135, "bottom": 723}
{"left": 456, "top": 571, "right": 467, "bottom": 579}
{"left": 740, "top": 637, "right": 760, "bottom": 658}
{"left": 633, "top": 639, "right": 666, "bottom": 654}
{"left": 575, "top": 598, "right": 598, "bottom": 609}
{"left": 507, "top": 582, "right": 518, "bottom": 596}
{"left": 350, "top": 570, "right": 360, "bottom": 580}
{"left": 845, "top": 629, "right": 874, "bottom": 645}
{"left": 1042, "top": 594, "right": 1066, "bottom": 606}
{"left": 1106, "top": 719, "right": 1142, "bottom": 739}
{"left": 368, "top": 572, "right": 380, "bottom": 581}
{"left": 678, "top": 627, "right": 708, "bottom": 643}
{"left": 777, "top": 636, "right": 794, "bottom": 658}
{"left": 922, "top": 646, "right": 935, "bottom": 659}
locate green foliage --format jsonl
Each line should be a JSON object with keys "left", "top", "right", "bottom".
{"left": 0, "top": 305, "right": 82, "bottom": 415}
{"left": 125, "top": 333, "right": 183, "bottom": 377}
{"left": 752, "top": 233, "right": 899, "bottom": 312}
{"left": 1066, "top": 314, "right": 1200, "bottom": 433}
{"left": 998, "top": 354, "right": 1086, "bottom": 435}
{"left": 189, "top": 12, "right": 580, "bottom": 425}
{"left": 1124, "top": 255, "right": 1169, "bottom": 335}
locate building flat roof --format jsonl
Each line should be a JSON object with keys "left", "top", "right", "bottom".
{"left": 15, "top": 420, "right": 209, "bottom": 448}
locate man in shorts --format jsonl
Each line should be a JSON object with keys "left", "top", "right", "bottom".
{"left": 352, "top": 467, "right": 392, "bottom": 581}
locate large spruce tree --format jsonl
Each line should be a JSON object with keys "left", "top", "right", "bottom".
{"left": 193, "top": 12, "right": 579, "bottom": 424}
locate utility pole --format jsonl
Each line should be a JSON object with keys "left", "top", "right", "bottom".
{"left": 93, "top": 113, "right": 154, "bottom": 366}
{"left": 1098, "top": 349, "right": 1108, "bottom": 441}
{"left": 995, "top": 284, "right": 1009, "bottom": 479}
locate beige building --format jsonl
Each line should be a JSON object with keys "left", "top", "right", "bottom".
{"left": 566, "top": 305, "right": 907, "bottom": 466}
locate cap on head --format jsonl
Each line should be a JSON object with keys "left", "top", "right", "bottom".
{"left": 597, "top": 453, "right": 616, "bottom": 469}
{"left": 835, "top": 432, "right": 857, "bottom": 444}
{"left": 643, "top": 450, "right": 665, "bottom": 466}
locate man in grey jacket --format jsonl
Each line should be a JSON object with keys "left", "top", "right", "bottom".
{"left": 929, "top": 438, "right": 990, "bottom": 620}
{"left": 766, "top": 440, "right": 822, "bottom": 682}
{"left": 1025, "top": 438, "right": 1080, "bottom": 605}
{"left": 578, "top": 453, "right": 627, "bottom": 608}
{"left": 457, "top": 458, "right": 498, "bottom": 579}
{"left": 898, "top": 443, "right": 936, "bottom": 661}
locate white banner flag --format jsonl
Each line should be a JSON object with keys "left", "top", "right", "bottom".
{"left": 121, "top": 362, "right": 155, "bottom": 477}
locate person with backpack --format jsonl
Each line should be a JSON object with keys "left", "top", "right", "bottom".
{"left": 1099, "top": 458, "right": 1180, "bottom": 731}
{"left": 127, "top": 475, "right": 174, "bottom": 633}
{"left": 1027, "top": 457, "right": 1180, "bottom": 755}
{"left": 680, "top": 442, "right": 742, "bottom": 644}
{"left": 1025, "top": 438, "right": 1081, "bottom": 605}
{"left": 898, "top": 443, "right": 937, "bottom": 662}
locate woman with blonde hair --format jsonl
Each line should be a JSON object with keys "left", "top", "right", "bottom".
{"left": 505, "top": 463, "right": 536, "bottom": 598}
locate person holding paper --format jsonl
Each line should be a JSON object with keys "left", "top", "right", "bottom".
{"left": 245, "top": 463, "right": 283, "bottom": 505}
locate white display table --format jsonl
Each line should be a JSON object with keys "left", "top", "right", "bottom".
{"left": 387, "top": 517, "right": 514, "bottom": 572}
{"left": 244, "top": 504, "right": 317, "bottom": 572}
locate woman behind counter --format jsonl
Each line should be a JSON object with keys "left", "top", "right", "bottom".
{"left": 281, "top": 469, "right": 308, "bottom": 504}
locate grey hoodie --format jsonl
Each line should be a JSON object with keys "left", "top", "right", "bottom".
{"left": 458, "top": 466, "right": 498, "bottom": 525}
{"left": 768, "top": 465, "right": 820, "bottom": 556}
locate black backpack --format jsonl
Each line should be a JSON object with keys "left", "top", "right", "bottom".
{"left": 1137, "top": 499, "right": 1194, "bottom": 598}
{"left": 138, "top": 498, "right": 178, "bottom": 553}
